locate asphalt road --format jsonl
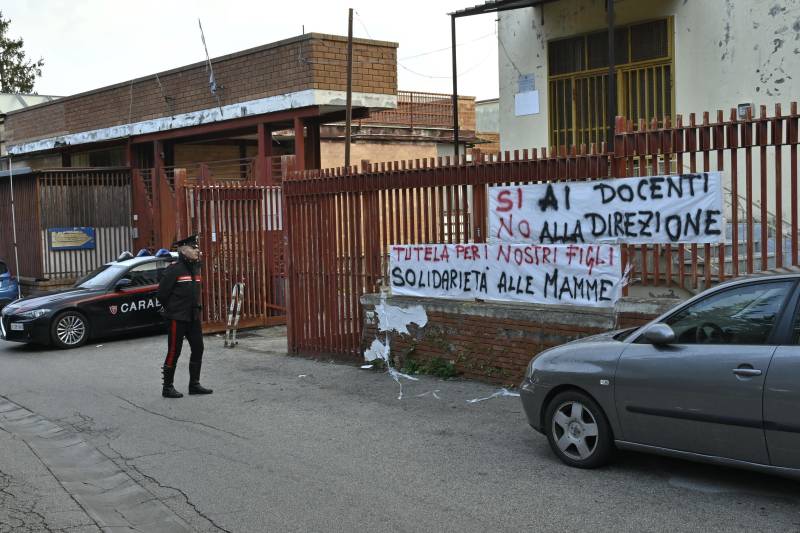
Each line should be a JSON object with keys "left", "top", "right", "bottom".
{"left": 1, "top": 327, "right": 800, "bottom": 532}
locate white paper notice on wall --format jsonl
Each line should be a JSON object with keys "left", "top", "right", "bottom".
{"left": 518, "top": 74, "right": 535, "bottom": 93}
{"left": 514, "top": 90, "right": 539, "bottom": 116}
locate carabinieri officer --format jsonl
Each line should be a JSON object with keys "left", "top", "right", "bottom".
{"left": 158, "top": 235, "right": 213, "bottom": 398}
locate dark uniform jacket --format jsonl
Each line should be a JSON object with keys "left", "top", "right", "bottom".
{"left": 158, "top": 256, "right": 202, "bottom": 322}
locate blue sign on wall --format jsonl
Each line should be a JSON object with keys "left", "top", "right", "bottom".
{"left": 48, "top": 227, "right": 96, "bottom": 251}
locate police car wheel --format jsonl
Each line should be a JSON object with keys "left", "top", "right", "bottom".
{"left": 51, "top": 311, "right": 88, "bottom": 349}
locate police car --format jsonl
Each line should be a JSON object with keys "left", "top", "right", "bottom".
{"left": 0, "top": 249, "right": 178, "bottom": 348}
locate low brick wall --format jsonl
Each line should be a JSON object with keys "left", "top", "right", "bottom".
{"left": 361, "top": 295, "right": 680, "bottom": 387}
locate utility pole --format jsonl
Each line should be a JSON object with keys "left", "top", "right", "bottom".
{"left": 345, "top": 8, "right": 354, "bottom": 169}
{"left": 451, "top": 15, "right": 460, "bottom": 162}
{"left": 8, "top": 156, "right": 22, "bottom": 299}
{"left": 607, "top": 0, "right": 616, "bottom": 150}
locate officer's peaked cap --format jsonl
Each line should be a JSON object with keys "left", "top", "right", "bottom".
{"left": 173, "top": 234, "right": 199, "bottom": 247}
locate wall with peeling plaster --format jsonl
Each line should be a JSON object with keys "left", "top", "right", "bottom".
{"left": 498, "top": 0, "right": 800, "bottom": 149}
{"left": 361, "top": 294, "right": 676, "bottom": 386}
{"left": 498, "top": 0, "right": 800, "bottom": 222}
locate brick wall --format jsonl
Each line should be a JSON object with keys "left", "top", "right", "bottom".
{"left": 307, "top": 38, "right": 397, "bottom": 94}
{"left": 6, "top": 33, "right": 398, "bottom": 144}
{"left": 474, "top": 133, "right": 500, "bottom": 154}
{"left": 457, "top": 96, "right": 476, "bottom": 132}
{"left": 361, "top": 295, "right": 679, "bottom": 387}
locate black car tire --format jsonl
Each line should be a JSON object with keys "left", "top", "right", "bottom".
{"left": 544, "top": 390, "right": 614, "bottom": 469}
{"left": 50, "top": 311, "right": 89, "bottom": 349}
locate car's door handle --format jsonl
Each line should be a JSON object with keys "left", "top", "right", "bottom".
{"left": 732, "top": 368, "right": 762, "bottom": 377}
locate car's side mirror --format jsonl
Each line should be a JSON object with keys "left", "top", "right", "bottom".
{"left": 0, "top": 272, "right": 10, "bottom": 281}
{"left": 115, "top": 278, "right": 132, "bottom": 290}
{"left": 642, "top": 323, "right": 676, "bottom": 345}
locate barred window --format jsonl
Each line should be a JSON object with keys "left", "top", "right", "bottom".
{"left": 547, "top": 18, "right": 673, "bottom": 149}
{"left": 587, "top": 29, "right": 629, "bottom": 70}
{"left": 548, "top": 37, "right": 585, "bottom": 76}
{"left": 630, "top": 19, "right": 669, "bottom": 62}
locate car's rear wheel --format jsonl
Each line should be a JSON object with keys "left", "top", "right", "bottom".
{"left": 51, "top": 311, "right": 88, "bottom": 349}
{"left": 545, "top": 390, "right": 614, "bottom": 468}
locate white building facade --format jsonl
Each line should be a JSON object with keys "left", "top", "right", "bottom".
{"left": 498, "top": 0, "right": 800, "bottom": 152}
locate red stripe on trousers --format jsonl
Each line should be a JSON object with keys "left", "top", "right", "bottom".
{"left": 166, "top": 320, "right": 177, "bottom": 367}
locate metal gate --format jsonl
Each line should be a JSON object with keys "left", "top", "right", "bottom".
{"left": 185, "top": 183, "right": 285, "bottom": 332}
{"left": 39, "top": 168, "right": 132, "bottom": 280}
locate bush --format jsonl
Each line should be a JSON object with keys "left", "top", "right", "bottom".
{"left": 401, "top": 357, "right": 456, "bottom": 379}
{"left": 401, "top": 358, "right": 422, "bottom": 375}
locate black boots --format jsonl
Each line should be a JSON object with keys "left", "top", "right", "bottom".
{"left": 188, "top": 362, "right": 213, "bottom": 395}
{"left": 162, "top": 363, "right": 212, "bottom": 397}
{"left": 162, "top": 365, "right": 183, "bottom": 398}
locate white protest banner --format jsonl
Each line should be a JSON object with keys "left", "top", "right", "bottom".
{"left": 488, "top": 172, "right": 725, "bottom": 245}
{"left": 389, "top": 243, "right": 623, "bottom": 308}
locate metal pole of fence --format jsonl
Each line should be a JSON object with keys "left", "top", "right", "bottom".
{"left": 8, "top": 155, "right": 22, "bottom": 299}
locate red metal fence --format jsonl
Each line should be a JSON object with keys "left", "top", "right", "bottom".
{"left": 131, "top": 167, "right": 183, "bottom": 253}
{"left": 284, "top": 104, "right": 800, "bottom": 357}
{"left": 184, "top": 183, "right": 286, "bottom": 332}
{"left": 0, "top": 172, "right": 42, "bottom": 279}
{"left": 165, "top": 159, "right": 256, "bottom": 184}
{"left": 133, "top": 162, "right": 289, "bottom": 333}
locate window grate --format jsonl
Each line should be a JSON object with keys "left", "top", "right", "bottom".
{"left": 547, "top": 17, "right": 674, "bottom": 149}
{"left": 587, "top": 29, "right": 629, "bottom": 69}
{"left": 630, "top": 19, "right": 669, "bottom": 62}
{"left": 548, "top": 36, "right": 585, "bottom": 76}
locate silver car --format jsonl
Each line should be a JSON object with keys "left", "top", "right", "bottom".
{"left": 520, "top": 272, "right": 800, "bottom": 478}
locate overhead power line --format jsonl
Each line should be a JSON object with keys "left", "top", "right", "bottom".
{"left": 399, "top": 32, "right": 495, "bottom": 61}
{"left": 354, "top": 11, "right": 497, "bottom": 81}
{"left": 399, "top": 47, "right": 495, "bottom": 79}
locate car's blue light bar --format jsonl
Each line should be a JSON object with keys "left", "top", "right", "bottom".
{"left": 136, "top": 248, "right": 151, "bottom": 257}
{"left": 155, "top": 248, "right": 172, "bottom": 258}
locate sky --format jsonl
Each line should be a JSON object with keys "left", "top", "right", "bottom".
{"left": 2, "top": 0, "right": 500, "bottom": 101}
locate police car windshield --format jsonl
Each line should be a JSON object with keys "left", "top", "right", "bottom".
{"left": 75, "top": 264, "right": 128, "bottom": 290}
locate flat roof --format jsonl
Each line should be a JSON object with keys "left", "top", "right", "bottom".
{"left": 450, "top": 0, "right": 559, "bottom": 17}
{"left": 6, "top": 33, "right": 398, "bottom": 117}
